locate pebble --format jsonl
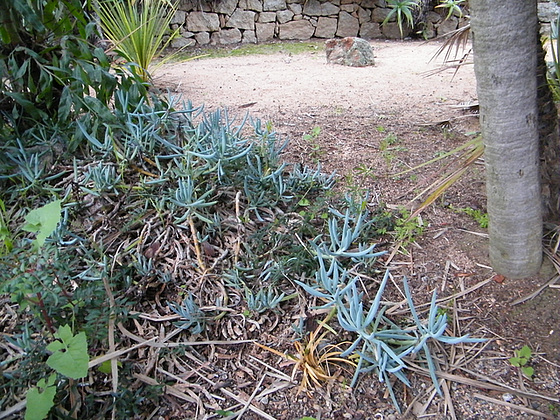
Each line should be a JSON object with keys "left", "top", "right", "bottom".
{"left": 502, "top": 393, "right": 514, "bottom": 402}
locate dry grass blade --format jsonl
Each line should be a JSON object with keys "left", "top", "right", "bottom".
{"left": 510, "top": 246, "right": 560, "bottom": 305}
{"left": 401, "top": 136, "right": 484, "bottom": 220}
{"left": 473, "top": 393, "right": 557, "bottom": 419}
{"left": 255, "top": 311, "right": 355, "bottom": 394}
{"left": 408, "top": 363, "right": 558, "bottom": 403}
{"left": 134, "top": 373, "right": 199, "bottom": 404}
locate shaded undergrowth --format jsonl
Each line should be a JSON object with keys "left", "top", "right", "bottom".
{"left": 0, "top": 95, "right": 483, "bottom": 418}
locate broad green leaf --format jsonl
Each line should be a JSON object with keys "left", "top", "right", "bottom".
{"left": 46, "top": 325, "right": 89, "bottom": 379}
{"left": 518, "top": 345, "right": 532, "bottom": 359}
{"left": 522, "top": 366, "right": 534, "bottom": 378}
{"left": 25, "top": 374, "right": 57, "bottom": 420}
{"left": 509, "top": 356, "right": 522, "bottom": 367}
{"left": 22, "top": 200, "right": 62, "bottom": 250}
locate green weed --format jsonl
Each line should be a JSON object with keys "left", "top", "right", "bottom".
{"left": 451, "top": 206, "right": 488, "bottom": 228}
{"left": 303, "top": 126, "right": 323, "bottom": 162}
{"left": 509, "top": 345, "right": 534, "bottom": 379}
{"left": 393, "top": 208, "right": 425, "bottom": 248}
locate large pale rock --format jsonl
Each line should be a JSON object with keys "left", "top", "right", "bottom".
{"left": 211, "top": 28, "right": 242, "bottom": 44}
{"left": 256, "top": 22, "right": 276, "bottom": 41}
{"left": 181, "top": 0, "right": 212, "bottom": 12}
{"left": 171, "top": 35, "right": 194, "bottom": 48}
{"left": 279, "top": 20, "right": 315, "bottom": 39}
{"left": 195, "top": 31, "right": 211, "bottom": 45}
{"left": 288, "top": 3, "right": 303, "bottom": 15}
{"left": 372, "top": 7, "right": 391, "bottom": 23}
{"left": 213, "top": 0, "right": 238, "bottom": 15}
{"left": 303, "top": 0, "right": 340, "bottom": 17}
{"left": 227, "top": 9, "right": 256, "bottom": 29}
{"left": 242, "top": 30, "right": 257, "bottom": 43}
{"left": 258, "top": 12, "right": 277, "bottom": 23}
{"left": 336, "top": 11, "right": 359, "bottom": 37}
{"left": 264, "top": 0, "right": 287, "bottom": 11}
{"left": 239, "top": 0, "right": 262, "bottom": 12}
{"left": 359, "top": 22, "right": 382, "bottom": 39}
{"left": 187, "top": 12, "right": 220, "bottom": 32}
{"left": 325, "top": 37, "right": 375, "bottom": 67}
{"left": 171, "top": 11, "right": 187, "bottom": 25}
{"left": 277, "top": 10, "right": 294, "bottom": 24}
{"left": 357, "top": 7, "right": 371, "bottom": 24}
{"left": 315, "top": 17, "right": 338, "bottom": 38}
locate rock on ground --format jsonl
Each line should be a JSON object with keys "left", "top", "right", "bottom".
{"left": 325, "top": 37, "right": 375, "bottom": 67}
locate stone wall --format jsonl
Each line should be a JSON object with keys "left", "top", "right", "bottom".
{"left": 170, "top": 0, "right": 463, "bottom": 47}
{"left": 169, "top": 0, "right": 560, "bottom": 47}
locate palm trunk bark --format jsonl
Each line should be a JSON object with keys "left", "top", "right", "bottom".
{"left": 471, "top": 0, "right": 542, "bottom": 278}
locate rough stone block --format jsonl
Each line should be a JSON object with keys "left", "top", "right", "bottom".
{"left": 171, "top": 35, "right": 194, "bottom": 48}
{"left": 181, "top": 0, "right": 212, "bottom": 12}
{"left": 325, "top": 37, "right": 375, "bottom": 67}
{"left": 361, "top": 0, "right": 378, "bottom": 8}
{"left": 213, "top": 0, "right": 238, "bottom": 15}
{"left": 436, "top": 16, "right": 458, "bottom": 36}
{"left": 279, "top": 20, "right": 315, "bottom": 39}
{"left": 381, "top": 21, "right": 411, "bottom": 38}
{"left": 277, "top": 10, "right": 294, "bottom": 24}
{"left": 427, "top": 11, "right": 441, "bottom": 24}
{"left": 359, "top": 21, "right": 381, "bottom": 39}
{"left": 258, "top": 11, "right": 277, "bottom": 23}
{"left": 239, "top": 0, "right": 263, "bottom": 12}
{"left": 264, "top": 0, "right": 287, "bottom": 11}
{"left": 187, "top": 12, "right": 220, "bottom": 32}
{"left": 195, "top": 31, "right": 211, "bottom": 45}
{"left": 315, "top": 17, "right": 338, "bottom": 38}
{"left": 336, "top": 11, "right": 359, "bottom": 37}
{"left": 256, "top": 22, "right": 276, "bottom": 41}
{"left": 227, "top": 10, "right": 256, "bottom": 29}
{"left": 340, "top": 4, "right": 356, "bottom": 13}
{"left": 371, "top": 7, "right": 391, "bottom": 23}
{"left": 211, "top": 28, "right": 242, "bottom": 44}
{"left": 303, "top": 0, "right": 340, "bottom": 17}
{"left": 288, "top": 3, "right": 303, "bottom": 15}
{"left": 171, "top": 10, "right": 187, "bottom": 25}
{"left": 242, "top": 30, "right": 258, "bottom": 43}
{"left": 357, "top": 6, "right": 370, "bottom": 24}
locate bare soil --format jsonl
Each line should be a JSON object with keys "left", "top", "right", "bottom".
{"left": 155, "top": 40, "right": 560, "bottom": 419}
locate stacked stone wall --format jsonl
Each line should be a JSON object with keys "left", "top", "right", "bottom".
{"left": 170, "top": 0, "right": 464, "bottom": 47}
{"left": 170, "top": 0, "right": 559, "bottom": 47}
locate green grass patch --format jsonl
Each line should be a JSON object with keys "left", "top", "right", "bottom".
{"left": 176, "top": 40, "right": 324, "bottom": 60}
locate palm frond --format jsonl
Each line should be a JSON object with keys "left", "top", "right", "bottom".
{"left": 430, "top": 23, "right": 471, "bottom": 64}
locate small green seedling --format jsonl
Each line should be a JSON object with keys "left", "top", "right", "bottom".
{"left": 451, "top": 206, "right": 488, "bottom": 228}
{"left": 509, "top": 345, "right": 534, "bottom": 379}
{"left": 303, "top": 126, "right": 322, "bottom": 161}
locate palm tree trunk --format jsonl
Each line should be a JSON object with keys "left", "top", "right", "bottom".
{"left": 471, "top": 0, "right": 543, "bottom": 278}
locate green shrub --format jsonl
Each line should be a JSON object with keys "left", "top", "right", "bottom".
{"left": 0, "top": 0, "right": 150, "bottom": 151}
